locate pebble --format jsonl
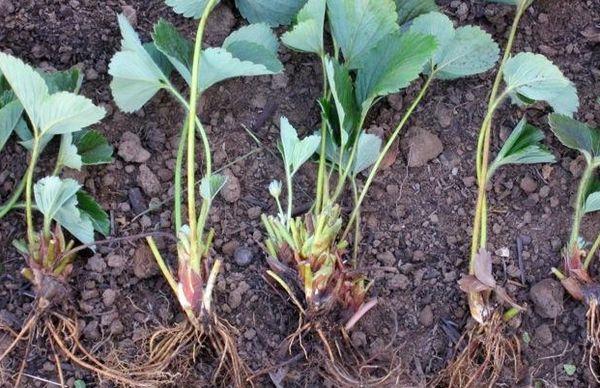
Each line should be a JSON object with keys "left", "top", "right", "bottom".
{"left": 221, "top": 171, "right": 241, "bottom": 203}
{"left": 86, "top": 255, "right": 107, "bottom": 273}
{"left": 534, "top": 324, "right": 553, "bottom": 346}
{"left": 419, "top": 305, "right": 434, "bottom": 327}
{"left": 520, "top": 176, "right": 538, "bottom": 193}
{"left": 137, "top": 165, "right": 161, "bottom": 196}
{"left": 388, "top": 274, "right": 410, "bottom": 290}
{"left": 377, "top": 251, "right": 396, "bottom": 266}
{"left": 234, "top": 247, "right": 254, "bottom": 266}
{"left": 102, "top": 289, "right": 117, "bottom": 307}
{"left": 107, "top": 254, "right": 126, "bottom": 269}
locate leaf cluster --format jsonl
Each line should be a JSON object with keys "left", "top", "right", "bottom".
{"left": 0, "top": 54, "right": 112, "bottom": 243}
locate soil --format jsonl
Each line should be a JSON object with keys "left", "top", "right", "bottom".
{"left": 0, "top": 0, "right": 599, "bottom": 387}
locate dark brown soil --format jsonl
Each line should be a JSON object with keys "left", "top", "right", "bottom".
{"left": 0, "top": 0, "right": 599, "bottom": 386}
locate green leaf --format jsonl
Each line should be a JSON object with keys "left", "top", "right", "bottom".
{"left": 352, "top": 133, "right": 382, "bottom": 175}
{"left": 77, "top": 191, "right": 110, "bottom": 236}
{"left": 281, "top": 0, "right": 326, "bottom": 55}
{"left": 199, "top": 46, "right": 281, "bottom": 91}
{"left": 0, "top": 52, "right": 49, "bottom": 127}
{"left": 57, "top": 133, "right": 83, "bottom": 170}
{"left": 327, "top": 0, "right": 399, "bottom": 69}
{"left": 396, "top": 0, "right": 438, "bottom": 26}
{"left": 165, "top": 0, "right": 218, "bottom": 19}
{"left": 224, "top": 23, "right": 279, "bottom": 54}
{"left": 488, "top": 119, "right": 555, "bottom": 178}
{"left": 410, "top": 13, "right": 499, "bottom": 79}
{"left": 563, "top": 363, "right": 576, "bottom": 376}
{"left": 38, "top": 92, "right": 106, "bottom": 136}
{"left": 73, "top": 129, "right": 114, "bottom": 165}
{"left": 0, "top": 53, "right": 104, "bottom": 136}
{"left": 200, "top": 174, "right": 227, "bottom": 200}
{"left": 235, "top": 0, "right": 307, "bottom": 26}
{"left": 503, "top": 53, "right": 579, "bottom": 116}
{"left": 152, "top": 19, "right": 194, "bottom": 83}
{"left": 355, "top": 31, "right": 437, "bottom": 114}
{"left": 74, "top": 380, "right": 86, "bottom": 388}
{"left": 280, "top": 117, "right": 320, "bottom": 175}
{"left": 40, "top": 67, "right": 83, "bottom": 94}
{"left": 34, "top": 176, "right": 95, "bottom": 244}
{"left": 548, "top": 114, "right": 599, "bottom": 161}
{"left": 585, "top": 192, "right": 600, "bottom": 214}
{"left": 0, "top": 100, "right": 23, "bottom": 152}
{"left": 34, "top": 176, "right": 81, "bottom": 222}
{"left": 325, "top": 57, "right": 359, "bottom": 138}
{"left": 109, "top": 14, "right": 170, "bottom": 112}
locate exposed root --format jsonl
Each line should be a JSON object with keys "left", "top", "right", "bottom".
{"left": 142, "top": 314, "right": 252, "bottom": 387}
{"left": 433, "top": 312, "right": 521, "bottom": 387}
{"left": 0, "top": 308, "right": 162, "bottom": 387}
{"left": 585, "top": 301, "right": 600, "bottom": 382}
{"left": 319, "top": 326, "right": 402, "bottom": 387}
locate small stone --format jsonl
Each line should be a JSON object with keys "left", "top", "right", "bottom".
{"left": 234, "top": 247, "right": 254, "bottom": 266}
{"left": 221, "top": 171, "right": 241, "bottom": 203}
{"left": 403, "top": 129, "right": 443, "bottom": 167}
{"left": 102, "top": 289, "right": 117, "bottom": 307}
{"left": 530, "top": 279, "right": 564, "bottom": 319}
{"left": 133, "top": 244, "right": 159, "bottom": 279}
{"left": 244, "top": 328, "right": 256, "bottom": 340}
{"left": 128, "top": 187, "right": 147, "bottom": 214}
{"left": 539, "top": 185, "right": 550, "bottom": 198}
{"left": 247, "top": 206, "right": 261, "bottom": 220}
{"left": 118, "top": 132, "right": 150, "bottom": 163}
{"left": 122, "top": 5, "right": 137, "bottom": 25}
{"left": 137, "top": 165, "right": 161, "bottom": 196}
{"left": 520, "top": 176, "right": 538, "bottom": 193}
{"left": 419, "top": 305, "right": 434, "bottom": 327}
{"left": 107, "top": 254, "right": 126, "bottom": 269}
{"left": 85, "top": 68, "right": 99, "bottom": 80}
{"left": 437, "top": 107, "right": 453, "bottom": 128}
{"left": 351, "top": 331, "right": 367, "bottom": 347}
{"left": 222, "top": 241, "right": 239, "bottom": 256}
{"left": 377, "top": 251, "right": 396, "bottom": 266}
{"left": 534, "top": 324, "right": 553, "bottom": 346}
{"left": 83, "top": 320, "right": 100, "bottom": 340}
{"left": 86, "top": 255, "right": 106, "bottom": 273}
{"left": 495, "top": 247, "right": 510, "bottom": 258}
{"left": 388, "top": 274, "right": 410, "bottom": 290}
{"left": 0, "top": 0, "right": 15, "bottom": 13}
{"left": 110, "top": 319, "right": 124, "bottom": 335}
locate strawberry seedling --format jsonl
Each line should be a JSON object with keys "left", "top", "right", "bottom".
{"left": 438, "top": 0, "right": 579, "bottom": 385}
{"left": 0, "top": 54, "right": 140, "bottom": 386}
{"left": 260, "top": 0, "right": 500, "bottom": 384}
{"left": 548, "top": 114, "right": 600, "bottom": 382}
{"left": 109, "top": 1, "right": 282, "bottom": 385}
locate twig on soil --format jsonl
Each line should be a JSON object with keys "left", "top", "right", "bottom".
{"left": 516, "top": 236, "right": 526, "bottom": 285}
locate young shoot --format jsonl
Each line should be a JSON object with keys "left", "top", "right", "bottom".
{"left": 261, "top": 0, "right": 500, "bottom": 384}
{"left": 440, "top": 0, "right": 579, "bottom": 385}
{"left": 108, "top": 1, "right": 282, "bottom": 385}
{"left": 0, "top": 54, "right": 141, "bottom": 386}
{"left": 548, "top": 114, "right": 600, "bottom": 382}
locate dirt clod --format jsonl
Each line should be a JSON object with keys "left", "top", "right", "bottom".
{"left": 530, "top": 279, "right": 564, "bottom": 319}
{"left": 118, "top": 131, "right": 151, "bottom": 163}
{"left": 403, "top": 129, "right": 443, "bottom": 167}
{"left": 138, "top": 165, "right": 161, "bottom": 196}
{"left": 133, "top": 244, "right": 159, "bottom": 279}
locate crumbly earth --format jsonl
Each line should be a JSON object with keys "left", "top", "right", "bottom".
{"left": 0, "top": 0, "right": 599, "bottom": 386}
